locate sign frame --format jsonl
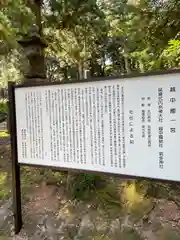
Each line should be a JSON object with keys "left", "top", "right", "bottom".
{"left": 9, "top": 69, "right": 180, "bottom": 234}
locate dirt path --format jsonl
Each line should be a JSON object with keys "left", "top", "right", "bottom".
{"left": 0, "top": 137, "right": 10, "bottom": 146}
{"left": 2, "top": 185, "right": 180, "bottom": 240}
{"left": 0, "top": 143, "right": 180, "bottom": 239}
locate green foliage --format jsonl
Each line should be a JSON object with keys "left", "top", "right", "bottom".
{"left": 0, "top": 50, "right": 27, "bottom": 87}
{"left": 1, "top": 0, "right": 180, "bottom": 81}
{"left": 0, "top": 132, "right": 9, "bottom": 137}
{"left": 0, "top": 0, "right": 35, "bottom": 54}
{"left": 160, "top": 228, "right": 180, "bottom": 240}
{"left": 20, "top": 167, "right": 63, "bottom": 187}
{"left": 92, "top": 236, "right": 111, "bottom": 240}
{"left": 161, "top": 39, "right": 180, "bottom": 68}
{"left": 116, "top": 228, "right": 143, "bottom": 240}
{"left": 0, "top": 188, "right": 9, "bottom": 200}
{"left": 70, "top": 173, "right": 105, "bottom": 199}
{"left": 0, "top": 0, "right": 180, "bottom": 204}
{"left": 0, "top": 100, "right": 8, "bottom": 114}
{"left": 0, "top": 172, "right": 9, "bottom": 200}
{"left": 0, "top": 100, "right": 8, "bottom": 123}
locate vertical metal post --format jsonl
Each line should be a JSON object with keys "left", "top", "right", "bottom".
{"left": 8, "top": 82, "right": 22, "bottom": 234}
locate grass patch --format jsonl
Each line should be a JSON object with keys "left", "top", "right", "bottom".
{"left": 69, "top": 173, "right": 105, "bottom": 200}
{"left": 120, "top": 181, "right": 154, "bottom": 221}
{"left": 20, "top": 167, "right": 64, "bottom": 195}
{"left": 0, "top": 188, "right": 9, "bottom": 200}
{"left": 0, "top": 131, "right": 9, "bottom": 137}
{"left": 118, "top": 228, "right": 143, "bottom": 240}
{"left": 159, "top": 228, "right": 180, "bottom": 240}
{"left": 0, "top": 172, "right": 10, "bottom": 200}
{"left": 0, "top": 172, "right": 7, "bottom": 185}
{"left": 90, "top": 235, "right": 112, "bottom": 240}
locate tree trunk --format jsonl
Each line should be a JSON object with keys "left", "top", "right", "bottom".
{"left": 124, "top": 56, "right": 131, "bottom": 74}
{"left": 78, "top": 63, "right": 84, "bottom": 80}
{"left": 101, "top": 53, "right": 106, "bottom": 76}
{"left": 62, "top": 66, "right": 68, "bottom": 80}
{"left": 123, "top": 44, "right": 131, "bottom": 74}
{"left": 139, "top": 59, "right": 145, "bottom": 73}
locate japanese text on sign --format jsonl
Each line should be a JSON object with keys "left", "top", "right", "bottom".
{"left": 15, "top": 72, "right": 180, "bottom": 182}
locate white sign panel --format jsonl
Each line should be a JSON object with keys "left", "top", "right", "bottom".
{"left": 15, "top": 73, "right": 180, "bottom": 181}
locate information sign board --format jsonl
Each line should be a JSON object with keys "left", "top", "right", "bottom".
{"left": 14, "top": 72, "right": 180, "bottom": 181}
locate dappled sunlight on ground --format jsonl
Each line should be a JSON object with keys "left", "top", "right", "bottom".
{"left": 0, "top": 144, "right": 180, "bottom": 239}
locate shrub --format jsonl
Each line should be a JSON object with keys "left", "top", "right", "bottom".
{"left": 70, "top": 173, "right": 105, "bottom": 200}
{"left": 0, "top": 99, "right": 8, "bottom": 123}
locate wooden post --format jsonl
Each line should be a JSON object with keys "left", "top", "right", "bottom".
{"left": 8, "top": 82, "right": 22, "bottom": 234}
{"left": 7, "top": 82, "right": 11, "bottom": 133}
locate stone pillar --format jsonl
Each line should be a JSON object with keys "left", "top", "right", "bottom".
{"left": 18, "top": 33, "right": 47, "bottom": 84}
{"left": 18, "top": 0, "right": 47, "bottom": 84}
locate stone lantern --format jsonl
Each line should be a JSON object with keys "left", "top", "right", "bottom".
{"left": 18, "top": 0, "right": 47, "bottom": 83}
{"left": 18, "top": 27, "right": 47, "bottom": 83}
